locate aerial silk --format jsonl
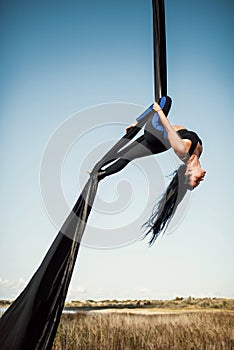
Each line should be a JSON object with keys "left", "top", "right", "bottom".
{"left": 0, "top": 1, "right": 167, "bottom": 349}
{"left": 152, "top": 0, "right": 167, "bottom": 101}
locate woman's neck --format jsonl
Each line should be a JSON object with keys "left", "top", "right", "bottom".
{"left": 186, "top": 154, "right": 201, "bottom": 170}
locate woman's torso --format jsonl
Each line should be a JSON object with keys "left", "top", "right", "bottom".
{"left": 144, "top": 117, "right": 203, "bottom": 158}
{"left": 173, "top": 125, "right": 203, "bottom": 157}
{"left": 144, "top": 119, "right": 202, "bottom": 157}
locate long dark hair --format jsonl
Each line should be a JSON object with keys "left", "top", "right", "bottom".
{"left": 143, "top": 164, "right": 188, "bottom": 245}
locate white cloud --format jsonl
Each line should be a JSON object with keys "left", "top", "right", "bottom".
{"left": 0, "top": 277, "right": 13, "bottom": 288}
{"left": 0, "top": 277, "right": 26, "bottom": 299}
{"left": 67, "top": 285, "right": 88, "bottom": 301}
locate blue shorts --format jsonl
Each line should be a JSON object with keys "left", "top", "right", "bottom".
{"left": 144, "top": 112, "right": 171, "bottom": 153}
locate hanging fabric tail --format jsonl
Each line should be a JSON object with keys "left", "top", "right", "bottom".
{"left": 0, "top": 1, "right": 169, "bottom": 348}
{"left": 152, "top": 0, "right": 167, "bottom": 101}
{"left": 0, "top": 109, "right": 153, "bottom": 350}
{"left": 0, "top": 176, "right": 99, "bottom": 350}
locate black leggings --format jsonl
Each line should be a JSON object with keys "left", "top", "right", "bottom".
{"left": 103, "top": 120, "right": 169, "bottom": 176}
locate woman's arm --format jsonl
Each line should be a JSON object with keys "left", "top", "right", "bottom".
{"left": 153, "top": 102, "right": 188, "bottom": 160}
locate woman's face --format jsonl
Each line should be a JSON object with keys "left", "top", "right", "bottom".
{"left": 186, "top": 166, "right": 206, "bottom": 189}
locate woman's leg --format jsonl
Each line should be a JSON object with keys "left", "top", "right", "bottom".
{"left": 103, "top": 159, "right": 130, "bottom": 177}
{"left": 100, "top": 136, "right": 152, "bottom": 178}
{"left": 144, "top": 113, "right": 171, "bottom": 152}
{"left": 98, "top": 119, "right": 170, "bottom": 180}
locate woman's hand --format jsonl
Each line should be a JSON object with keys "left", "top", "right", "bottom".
{"left": 153, "top": 102, "right": 161, "bottom": 112}
{"left": 126, "top": 121, "right": 138, "bottom": 133}
{"left": 153, "top": 101, "right": 188, "bottom": 160}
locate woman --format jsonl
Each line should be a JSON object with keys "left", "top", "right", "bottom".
{"left": 97, "top": 96, "right": 206, "bottom": 244}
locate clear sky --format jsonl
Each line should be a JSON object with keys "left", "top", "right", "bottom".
{"left": 0, "top": 0, "right": 233, "bottom": 301}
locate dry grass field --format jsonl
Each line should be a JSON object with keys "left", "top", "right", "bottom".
{"left": 64, "top": 297, "right": 234, "bottom": 312}
{"left": 1, "top": 298, "right": 234, "bottom": 349}
{"left": 53, "top": 309, "right": 234, "bottom": 350}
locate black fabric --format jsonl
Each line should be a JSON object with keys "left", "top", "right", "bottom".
{"left": 144, "top": 120, "right": 169, "bottom": 154}
{"left": 152, "top": 0, "right": 167, "bottom": 101}
{"left": 177, "top": 129, "right": 202, "bottom": 156}
{"left": 0, "top": 1, "right": 168, "bottom": 349}
{"left": 0, "top": 177, "right": 99, "bottom": 350}
{"left": 161, "top": 95, "right": 171, "bottom": 116}
{"left": 104, "top": 131, "right": 167, "bottom": 177}
{"left": 0, "top": 111, "right": 155, "bottom": 350}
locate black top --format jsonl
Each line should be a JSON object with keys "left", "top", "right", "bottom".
{"left": 177, "top": 129, "right": 202, "bottom": 156}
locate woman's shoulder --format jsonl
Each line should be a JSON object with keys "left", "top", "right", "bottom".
{"left": 172, "top": 125, "right": 187, "bottom": 131}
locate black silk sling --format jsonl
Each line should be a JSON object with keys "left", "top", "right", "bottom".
{"left": 0, "top": 1, "right": 167, "bottom": 349}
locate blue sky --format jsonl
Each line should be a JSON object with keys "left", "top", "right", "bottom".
{"left": 0, "top": 0, "right": 233, "bottom": 301}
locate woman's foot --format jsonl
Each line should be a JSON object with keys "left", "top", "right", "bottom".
{"left": 87, "top": 170, "right": 106, "bottom": 181}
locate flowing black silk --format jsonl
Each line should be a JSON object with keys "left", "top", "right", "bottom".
{"left": 0, "top": 1, "right": 167, "bottom": 349}
{"left": 152, "top": 0, "right": 167, "bottom": 102}
{"left": 0, "top": 119, "right": 150, "bottom": 350}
